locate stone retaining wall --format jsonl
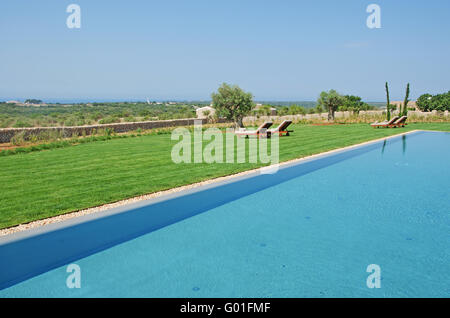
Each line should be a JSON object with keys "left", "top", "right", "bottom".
{"left": 0, "top": 118, "right": 209, "bottom": 143}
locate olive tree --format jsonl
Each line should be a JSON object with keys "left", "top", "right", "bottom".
{"left": 211, "top": 83, "right": 254, "bottom": 128}
{"left": 317, "top": 89, "right": 345, "bottom": 121}
{"left": 416, "top": 93, "right": 432, "bottom": 112}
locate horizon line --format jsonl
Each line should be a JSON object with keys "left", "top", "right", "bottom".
{"left": 1, "top": 98, "right": 389, "bottom": 104}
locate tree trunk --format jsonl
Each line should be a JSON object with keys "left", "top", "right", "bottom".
{"left": 235, "top": 117, "right": 244, "bottom": 128}
{"left": 328, "top": 108, "right": 335, "bottom": 121}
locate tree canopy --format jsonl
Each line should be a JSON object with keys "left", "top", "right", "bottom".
{"left": 317, "top": 89, "right": 345, "bottom": 121}
{"left": 211, "top": 83, "right": 254, "bottom": 127}
{"left": 417, "top": 91, "right": 450, "bottom": 112}
{"left": 339, "top": 95, "right": 372, "bottom": 113}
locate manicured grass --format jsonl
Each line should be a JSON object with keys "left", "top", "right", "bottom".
{"left": 0, "top": 122, "right": 449, "bottom": 229}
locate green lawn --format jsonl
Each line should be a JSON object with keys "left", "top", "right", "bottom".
{"left": 1, "top": 122, "right": 449, "bottom": 229}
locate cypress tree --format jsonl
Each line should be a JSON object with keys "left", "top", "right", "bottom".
{"left": 385, "top": 82, "right": 391, "bottom": 120}
{"left": 402, "top": 83, "right": 410, "bottom": 116}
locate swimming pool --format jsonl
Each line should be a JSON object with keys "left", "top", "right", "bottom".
{"left": 0, "top": 131, "right": 449, "bottom": 297}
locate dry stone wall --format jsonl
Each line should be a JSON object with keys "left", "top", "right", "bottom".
{"left": 0, "top": 118, "right": 208, "bottom": 143}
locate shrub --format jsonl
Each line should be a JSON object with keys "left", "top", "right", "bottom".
{"left": 124, "top": 116, "right": 136, "bottom": 123}
{"left": 104, "top": 128, "right": 114, "bottom": 136}
{"left": 71, "top": 131, "right": 80, "bottom": 139}
{"left": 11, "top": 131, "right": 27, "bottom": 145}
{"left": 64, "top": 118, "right": 76, "bottom": 126}
{"left": 289, "top": 105, "right": 307, "bottom": 115}
{"left": 13, "top": 120, "right": 33, "bottom": 128}
{"left": 99, "top": 116, "right": 119, "bottom": 125}
{"left": 28, "top": 134, "right": 39, "bottom": 143}
{"left": 39, "top": 129, "right": 63, "bottom": 141}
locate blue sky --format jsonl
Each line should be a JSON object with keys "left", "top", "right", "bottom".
{"left": 0, "top": 0, "right": 449, "bottom": 102}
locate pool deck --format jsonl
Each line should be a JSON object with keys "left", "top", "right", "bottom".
{"left": 0, "top": 129, "right": 424, "bottom": 238}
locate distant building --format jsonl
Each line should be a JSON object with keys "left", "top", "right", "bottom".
{"left": 6, "top": 100, "right": 20, "bottom": 104}
{"left": 196, "top": 106, "right": 216, "bottom": 118}
{"left": 390, "top": 100, "right": 418, "bottom": 110}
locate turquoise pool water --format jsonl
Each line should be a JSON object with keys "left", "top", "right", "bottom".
{"left": 0, "top": 131, "right": 449, "bottom": 297}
